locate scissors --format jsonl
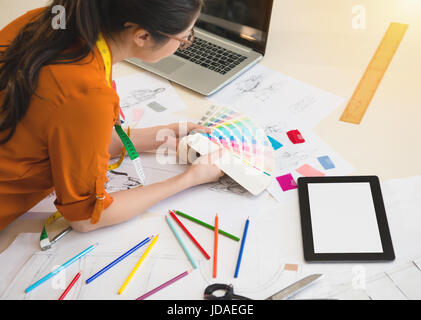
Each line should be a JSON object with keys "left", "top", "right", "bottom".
{"left": 204, "top": 274, "right": 323, "bottom": 300}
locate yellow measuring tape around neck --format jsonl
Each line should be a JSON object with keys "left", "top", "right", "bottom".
{"left": 96, "top": 33, "right": 128, "bottom": 171}
{"left": 97, "top": 33, "right": 113, "bottom": 87}
{"left": 96, "top": 33, "right": 145, "bottom": 184}
{"left": 340, "top": 22, "right": 409, "bottom": 125}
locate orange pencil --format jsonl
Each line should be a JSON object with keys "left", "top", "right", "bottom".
{"left": 213, "top": 214, "right": 219, "bottom": 278}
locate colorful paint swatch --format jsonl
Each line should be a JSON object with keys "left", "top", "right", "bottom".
{"left": 267, "top": 136, "right": 283, "bottom": 151}
{"left": 276, "top": 174, "right": 298, "bottom": 192}
{"left": 317, "top": 156, "right": 336, "bottom": 170}
{"left": 199, "top": 105, "right": 275, "bottom": 176}
{"left": 287, "top": 130, "right": 306, "bottom": 144}
{"left": 296, "top": 164, "right": 325, "bottom": 177}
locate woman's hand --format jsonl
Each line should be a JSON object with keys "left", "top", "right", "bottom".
{"left": 185, "top": 150, "right": 225, "bottom": 186}
{"left": 166, "top": 122, "right": 211, "bottom": 138}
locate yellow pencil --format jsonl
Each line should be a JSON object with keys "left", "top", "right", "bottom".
{"left": 118, "top": 234, "right": 160, "bottom": 295}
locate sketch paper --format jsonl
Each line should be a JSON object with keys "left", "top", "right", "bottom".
{"left": 324, "top": 258, "right": 421, "bottom": 300}
{"left": 266, "top": 128, "right": 354, "bottom": 203}
{"left": 0, "top": 233, "right": 40, "bottom": 297}
{"left": 207, "top": 65, "right": 352, "bottom": 201}
{"left": 1, "top": 211, "right": 294, "bottom": 300}
{"left": 3, "top": 176, "right": 421, "bottom": 300}
{"left": 208, "top": 64, "right": 345, "bottom": 129}
{"left": 114, "top": 73, "right": 188, "bottom": 128}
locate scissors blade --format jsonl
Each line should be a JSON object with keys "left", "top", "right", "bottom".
{"left": 267, "top": 274, "right": 323, "bottom": 300}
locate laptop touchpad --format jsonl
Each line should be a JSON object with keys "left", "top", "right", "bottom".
{"left": 150, "top": 57, "right": 185, "bottom": 75}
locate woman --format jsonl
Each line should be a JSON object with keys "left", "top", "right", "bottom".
{"left": 0, "top": 0, "right": 224, "bottom": 233}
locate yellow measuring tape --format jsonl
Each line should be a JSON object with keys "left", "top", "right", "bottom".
{"left": 340, "top": 22, "right": 409, "bottom": 125}
{"left": 41, "top": 34, "right": 136, "bottom": 250}
{"left": 97, "top": 32, "right": 129, "bottom": 171}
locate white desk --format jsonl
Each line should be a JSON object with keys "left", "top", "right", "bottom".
{"left": 0, "top": 0, "right": 420, "bottom": 299}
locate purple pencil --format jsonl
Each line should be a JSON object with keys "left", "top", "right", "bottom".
{"left": 136, "top": 270, "right": 193, "bottom": 300}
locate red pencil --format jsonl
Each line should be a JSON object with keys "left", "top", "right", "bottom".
{"left": 213, "top": 214, "right": 219, "bottom": 278}
{"left": 58, "top": 272, "right": 81, "bottom": 300}
{"left": 169, "top": 211, "right": 210, "bottom": 260}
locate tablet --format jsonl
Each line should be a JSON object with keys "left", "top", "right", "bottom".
{"left": 298, "top": 176, "right": 395, "bottom": 262}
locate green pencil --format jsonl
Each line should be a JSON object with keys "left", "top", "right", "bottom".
{"left": 173, "top": 210, "right": 240, "bottom": 242}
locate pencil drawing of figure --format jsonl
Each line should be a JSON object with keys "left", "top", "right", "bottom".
{"left": 252, "top": 82, "right": 283, "bottom": 102}
{"left": 235, "top": 74, "right": 264, "bottom": 94}
{"left": 208, "top": 175, "right": 251, "bottom": 197}
{"left": 235, "top": 74, "right": 283, "bottom": 102}
{"left": 288, "top": 95, "right": 317, "bottom": 114}
{"left": 264, "top": 124, "right": 287, "bottom": 136}
{"left": 276, "top": 149, "right": 317, "bottom": 170}
{"left": 120, "top": 88, "right": 166, "bottom": 110}
{"left": 105, "top": 170, "right": 143, "bottom": 193}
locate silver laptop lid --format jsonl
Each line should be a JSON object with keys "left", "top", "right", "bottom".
{"left": 196, "top": 0, "right": 274, "bottom": 55}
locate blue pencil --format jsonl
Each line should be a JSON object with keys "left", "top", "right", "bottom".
{"left": 166, "top": 216, "right": 198, "bottom": 269}
{"left": 25, "top": 244, "right": 97, "bottom": 294}
{"left": 86, "top": 237, "right": 152, "bottom": 284}
{"left": 234, "top": 218, "right": 250, "bottom": 278}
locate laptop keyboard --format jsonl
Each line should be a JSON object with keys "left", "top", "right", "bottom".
{"left": 174, "top": 37, "right": 247, "bottom": 75}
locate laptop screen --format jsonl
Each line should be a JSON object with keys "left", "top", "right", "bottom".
{"left": 196, "top": 0, "right": 274, "bottom": 55}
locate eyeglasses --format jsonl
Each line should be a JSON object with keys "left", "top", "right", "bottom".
{"left": 157, "top": 29, "right": 195, "bottom": 51}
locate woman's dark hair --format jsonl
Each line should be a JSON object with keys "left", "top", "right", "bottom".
{"left": 0, "top": 0, "right": 203, "bottom": 144}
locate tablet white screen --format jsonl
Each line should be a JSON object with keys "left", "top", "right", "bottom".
{"left": 308, "top": 182, "right": 384, "bottom": 254}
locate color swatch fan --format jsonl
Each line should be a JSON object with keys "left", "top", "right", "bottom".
{"left": 181, "top": 105, "right": 275, "bottom": 195}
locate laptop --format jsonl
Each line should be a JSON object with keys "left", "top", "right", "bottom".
{"left": 126, "top": 0, "right": 274, "bottom": 96}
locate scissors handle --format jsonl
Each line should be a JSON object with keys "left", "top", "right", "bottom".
{"left": 204, "top": 284, "right": 252, "bottom": 301}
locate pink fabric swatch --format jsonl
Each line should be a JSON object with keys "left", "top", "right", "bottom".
{"left": 296, "top": 164, "right": 325, "bottom": 177}
{"left": 276, "top": 174, "right": 298, "bottom": 192}
{"left": 132, "top": 108, "right": 145, "bottom": 122}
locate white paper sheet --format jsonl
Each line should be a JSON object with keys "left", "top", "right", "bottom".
{"left": 0, "top": 233, "right": 40, "bottom": 297}
{"left": 208, "top": 64, "right": 345, "bottom": 129}
{"left": 266, "top": 128, "right": 355, "bottom": 203}
{"left": 114, "top": 73, "right": 189, "bottom": 128}
{"left": 1, "top": 209, "right": 296, "bottom": 300}
{"left": 4, "top": 172, "right": 421, "bottom": 300}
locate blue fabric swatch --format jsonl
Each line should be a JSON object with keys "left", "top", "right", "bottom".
{"left": 318, "top": 156, "right": 336, "bottom": 170}
{"left": 267, "top": 136, "right": 283, "bottom": 151}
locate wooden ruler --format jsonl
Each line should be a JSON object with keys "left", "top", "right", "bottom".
{"left": 340, "top": 22, "right": 409, "bottom": 125}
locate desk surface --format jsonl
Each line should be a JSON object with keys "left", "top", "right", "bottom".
{"left": 1, "top": 0, "right": 420, "bottom": 254}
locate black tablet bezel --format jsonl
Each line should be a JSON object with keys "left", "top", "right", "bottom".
{"left": 297, "top": 176, "right": 395, "bottom": 262}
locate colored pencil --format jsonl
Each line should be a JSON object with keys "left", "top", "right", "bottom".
{"left": 174, "top": 210, "right": 240, "bottom": 241}
{"left": 169, "top": 211, "right": 210, "bottom": 260}
{"left": 25, "top": 244, "right": 97, "bottom": 293}
{"left": 135, "top": 270, "right": 193, "bottom": 300}
{"left": 213, "top": 214, "right": 219, "bottom": 278}
{"left": 166, "top": 216, "right": 198, "bottom": 269}
{"left": 234, "top": 218, "right": 250, "bottom": 278}
{"left": 86, "top": 237, "right": 152, "bottom": 284}
{"left": 118, "top": 235, "right": 160, "bottom": 295}
{"left": 58, "top": 272, "right": 81, "bottom": 300}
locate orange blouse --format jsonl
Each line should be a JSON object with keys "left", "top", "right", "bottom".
{"left": 0, "top": 9, "right": 120, "bottom": 230}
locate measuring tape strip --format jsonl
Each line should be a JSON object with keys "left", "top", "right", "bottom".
{"left": 108, "top": 126, "right": 131, "bottom": 171}
{"left": 340, "top": 22, "right": 409, "bottom": 125}
{"left": 40, "top": 211, "right": 65, "bottom": 251}
{"left": 114, "top": 124, "right": 146, "bottom": 184}
{"left": 97, "top": 32, "right": 146, "bottom": 184}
